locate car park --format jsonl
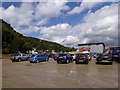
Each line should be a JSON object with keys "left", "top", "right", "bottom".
{"left": 74, "top": 54, "right": 89, "bottom": 64}
{"left": 10, "top": 53, "right": 29, "bottom": 62}
{"left": 96, "top": 53, "right": 112, "bottom": 65}
{"left": 57, "top": 54, "right": 73, "bottom": 64}
{"left": 29, "top": 54, "right": 49, "bottom": 63}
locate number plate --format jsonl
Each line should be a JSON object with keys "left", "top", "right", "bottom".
{"left": 114, "top": 55, "right": 118, "bottom": 57}
{"left": 102, "top": 60, "right": 109, "bottom": 62}
{"left": 79, "top": 60, "right": 83, "bottom": 62}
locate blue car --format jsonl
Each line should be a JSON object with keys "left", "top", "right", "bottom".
{"left": 75, "top": 54, "right": 89, "bottom": 64}
{"left": 112, "top": 49, "right": 120, "bottom": 62}
{"left": 29, "top": 54, "right": 49, "bottom": 63}
{"left": 57, "top": 54, "right": 73, "bottom": 64}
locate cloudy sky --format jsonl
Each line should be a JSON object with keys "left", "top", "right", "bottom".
{"left": 0, "top": 0, "right": 119, "bottom": 47}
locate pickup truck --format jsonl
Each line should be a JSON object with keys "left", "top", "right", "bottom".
{"left": 10, "top": 53, "right": 29, "bottom": 62}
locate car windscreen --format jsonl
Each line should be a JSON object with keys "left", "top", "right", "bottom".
{"left": 112, "top": 49, "right": 120, "bottom": 55}
{"left": 70, "top": 54, "right": 74, "bottom": 56}
{"left": 101, "top": 54, "right": 110, "bottom": 59}
{"left": 76, "top": 54, "right": 85, "bottom": 57}
{"left": 31, "top": 55, "right": 36, "bottom": 57}
{"left": 59, "top": 54, "right": 67, "bottom": 57}
{"left": 12, "top": 53, "right": 19, "bottom": 56}
{"left": 112, "top": 49, "right": 120, "bottom": 53}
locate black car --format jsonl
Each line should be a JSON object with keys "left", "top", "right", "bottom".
{"left": 112, "top": 49, "right": 120, "bottom": 62}
{"left": 75, "top": 54, "right": 89, "bottom": 64}
{"left": 70, "top": 54, "right": 76, "bottom": 61}
{"left": 57, "top": 54, "right": 73, "bottom": 64}
{"left": 96, "top": 54, "right": 112, "bottom": 65}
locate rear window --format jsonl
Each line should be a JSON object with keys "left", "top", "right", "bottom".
{"left": 12, "top": 53, "right": 19, "bottom": 56}
{"left": 59, "top": 54, "right": 67, "bottom": 56}
{"left": 70, "top": 54, "right": 74, "bottom": 56}
{"left": 112, "top": 49, "right": 120, "bottom": 54}
{"left": 76, "top": 54, "right": 85, "bottom": 57}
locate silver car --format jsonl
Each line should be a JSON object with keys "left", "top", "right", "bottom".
{"left": 11, "top": 53, "right": 29, "bottom": 62}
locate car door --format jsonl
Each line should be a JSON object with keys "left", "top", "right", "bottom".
{"left": 22, "top": 54, "right": 27, "bottom": 60}
{"left": 36, "top": 55, "right": 41, "bottom": 61}
{"left": 37, "top": 55, "right": 43, "bottom": 61}
{"left": 40, "top": 55, "right": 46, "bottom": 61}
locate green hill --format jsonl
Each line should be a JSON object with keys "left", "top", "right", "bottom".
{"left": 1, "top": 19, "right": 74, "bottom": 54}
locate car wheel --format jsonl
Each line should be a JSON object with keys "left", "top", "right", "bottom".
{"left": 46, "top": 58, "right": 49, "bottom": 61}
{"left": 110, "top": 62, "right": 113, "bottom": 65}
{"left": 67, "top": 60, "right": 69, "bottom": 64}
{"left": 96, "top": 62, "right": 99, "bottom": 64}
{"left": 36, "top": 60, "right": 39, "bottom": 63}
{"left": 57, "top": 61, "right": 59, "bottom": 64}
{"left": 86, "top": 62, "right": 89, "bottom": 64}
{"left": 18, "top": 58, "right": 21, "bottom": 62}
{"left": 75, "top": 61, "right": 78, "bottom": 64}
{"left": 12, "top": 60, "right": 15, "bottom": 62}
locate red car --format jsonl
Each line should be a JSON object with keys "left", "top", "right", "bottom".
{"left": 49, "top": 54, "right": 58, "bottom": 60}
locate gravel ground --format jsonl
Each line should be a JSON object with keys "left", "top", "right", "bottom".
{"left": 2, "top": 56, "right": 119, "bottom": 88}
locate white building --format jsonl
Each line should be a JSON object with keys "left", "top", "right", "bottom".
{"left": 78, "top": 43, "right": 105, "bottom": 53}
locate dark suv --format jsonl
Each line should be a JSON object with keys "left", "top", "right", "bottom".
{"left": 75, "top": 54, "right": 89, "bottom": 64}
{"left": 112, "top": 49, "right": 120, "bottom": 62}
{"left": 96, "top": 53, "right": 112, "bottom": 65}
{"left": 57, "top": 54, "right": 73, "bottom": 64}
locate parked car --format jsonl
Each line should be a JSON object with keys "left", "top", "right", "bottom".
{"left": 29, "top": 54, "right": 49, "bottom": 63}
{"left": 49, "top": 54, "right": 55, "bottom": 58}
{"left": 48, "top": 54, "right": 59, "bottom": 61}
{"left": 85, "top": 53, "right": 92, "bottom": 61}
{"left": 96, "top": 53, "right": 112, "bottom": 65}
{"left": 70, "top": 54, "right": 76, "bottom": 61}
{"left": 53, "top": 54, "right": 59, "bottom": 61}
{"left": 57, "top": 54, "right": 73, "bottom": 64}
{"left": 93, "top": 53, "right": 100, "bottom": 58}
{"left": 112, "top": 49, "right": 120, "bottom": 62}
{"left": 75, "top": 54, "right": 89, "bottom": 64}
{"left": 10, "top": 53, "right": 29, "bottom": 62}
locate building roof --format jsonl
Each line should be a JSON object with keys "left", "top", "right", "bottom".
{"left": 78, "top": 42, "right": 105, "bottom": 47}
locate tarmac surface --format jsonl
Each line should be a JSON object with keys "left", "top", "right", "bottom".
{"left": 2, "top": 56, "right": 119, "bottom": 88}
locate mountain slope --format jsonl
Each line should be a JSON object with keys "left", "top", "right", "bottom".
{"left": 1, "top": 19, "right": 73, "bottom": 54}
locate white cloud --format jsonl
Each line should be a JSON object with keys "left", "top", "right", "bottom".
{"left": 40, "top": 23, "right": 71, "bottom": 36}
{"left": 77, "top": 3, "right": 118, "bottom": 46}
{"left": 35, "top": 1, "right": 69, "bottom": 19}
{"left": 1, "top": 1, "right": 69, "bottom": 34}
{"left": 2, "top": 3, "right": 34, "bottom": 33}
{"left": 17, "top": 26, "right": 40, "bottom": 35}
{"left": 62, "top": 36, "right": 79, "bottom": 45}
{"left": 40, "top": 3, "right": 118, "bottom": 47}
{"left": 67, "top": 1, "right": 103, "bottom": 15}
{"left": 40, "top": 23, "right": 72, "bottom": 44}
{"left": 0, "top": 7, "right": 3, "bottom": 19}
{"left": 1, "top": 2, "right": 118, "bottom": 47}
{"left": 36, "top": 19, "right": 48, "bottom": 26}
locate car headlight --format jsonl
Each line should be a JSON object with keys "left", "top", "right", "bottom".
{"left": 15, "top": 56, "right": 18, "bottom": 59}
